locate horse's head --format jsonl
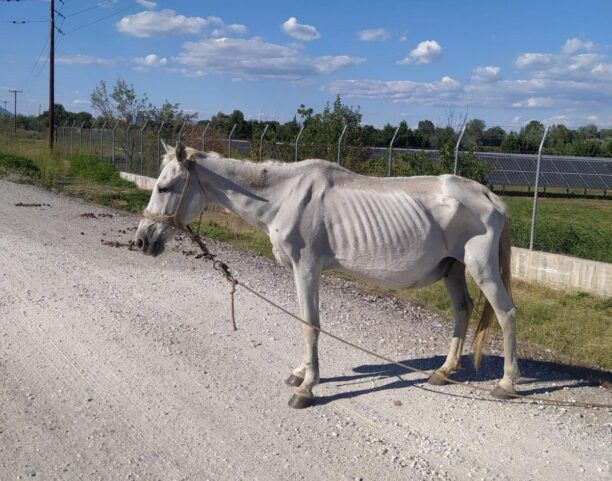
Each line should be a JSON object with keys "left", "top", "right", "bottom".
{"left": 134, "top": 141, "right": 206, "bottom": 256}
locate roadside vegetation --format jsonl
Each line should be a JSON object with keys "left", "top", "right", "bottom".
{"left": 0, "top": 139, "right": 610, "bottom": 370}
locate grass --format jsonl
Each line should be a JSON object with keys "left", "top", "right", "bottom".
{"left": 504, "top": 196, "right": 612, "bottom": 263}
{"left": 0, "top": 136, "right": 610, "bottom": 370}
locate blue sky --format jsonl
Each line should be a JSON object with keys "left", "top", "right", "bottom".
{"left": 2, "top": 0, "right": 611, "bottom": 129}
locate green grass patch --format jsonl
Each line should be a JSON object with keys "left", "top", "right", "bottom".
{"left": 504, "top": 196, "right": 612, "bottom": 263}
{"left": 0, "top": 151, "right": 41, "bottom": 177}
{"left": 397, "top": 279, "right": 611, "bottom": 369}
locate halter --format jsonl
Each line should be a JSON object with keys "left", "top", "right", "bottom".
{"left": 142, "top": 156, "right": 205, "bottom": 231}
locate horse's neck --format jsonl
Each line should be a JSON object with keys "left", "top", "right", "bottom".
{"left": 197, "top": 155, "right": 292, "bottom": 232}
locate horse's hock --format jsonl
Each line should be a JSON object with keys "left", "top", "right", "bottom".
{"left": 120, "top": 171, "right": 612, "bottom": 297}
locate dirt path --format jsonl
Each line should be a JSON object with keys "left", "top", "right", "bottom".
{"left": 0, "top": 179, "right": 610, "bottom": 481}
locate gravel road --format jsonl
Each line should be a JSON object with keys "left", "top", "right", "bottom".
{"left": 1, "top": 179, "right": 610, "bottom": 481}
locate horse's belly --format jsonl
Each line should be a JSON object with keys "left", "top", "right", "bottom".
{"left": 331, "top": 244, "right": 446, "bottom": 289}
{"left": 325, "top": 189, "right": 447, "bottom": 289}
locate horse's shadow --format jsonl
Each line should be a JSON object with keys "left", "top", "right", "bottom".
{"left": 315, "top": 354, "right": 611, "bottom": 406}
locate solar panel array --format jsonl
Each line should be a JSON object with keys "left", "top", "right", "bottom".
{"left": 477, "top": 152, "right": 612, "bottom": 191}
{"left": 374, "top": 147, "right": 612, "bottom": 191}
{"left": 233, "top": 141, "right": 612, "bottom": 191}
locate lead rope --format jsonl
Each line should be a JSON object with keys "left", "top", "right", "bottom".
{"left": 184, "top": 227, "right": 611, "bottom": 409}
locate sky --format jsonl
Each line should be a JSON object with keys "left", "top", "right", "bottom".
{"left": 1, "top": 0, "right": 612, "bottom": 130}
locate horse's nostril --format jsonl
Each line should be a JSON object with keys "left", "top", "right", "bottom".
{"left": 135, "top": 238, "right": 145, "bottom": 249}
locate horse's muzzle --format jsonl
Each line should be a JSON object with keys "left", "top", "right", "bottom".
{"left": 134, "top": 223, "right": 166, "bottom": 257}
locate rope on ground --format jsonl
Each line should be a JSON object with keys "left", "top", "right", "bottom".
{"left": 184, "top": 228, "right": 611, "bottom": 410}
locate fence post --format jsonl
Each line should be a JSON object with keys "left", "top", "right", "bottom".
{"left": 126, "top": 120, "right": 134, "bottom": 171}
{"left": 99, "top": 121, "right": 107, "bottom": 160}
{"left": 79, "top": 121, "right": 85, "bottom": 151}
{"left": 139, "top": 119, "right": 148, "bottom": 175}
{"left": 337, "top": 122, "right": 348, "bottom": 165}
{"left": 529, "top": 124, "right": 550, "bottom": 250}
{"left": 201, "top": 122, "right": 210, "bottom": 151}
{"left": 387, "top": 125, "right": 400, "bottom": 176}
{"left": 228, "top": 123, "right": 237, "bottom": 157}
{"left": 177, "top": 121, "right": 185, "bottom": 142}
{"left": 294, "top": 124, "right": 305, "bottom": 162}
{"left": 259, "top": 124, "right": 270, "bottom": 162}
{"left": 89, "top": 120, "right": 97, "bottom": 154}
{"left": 111, "top": 121, "right": 119, "bottom": 165}
{"left": 62, "top": 121, "right": 68, "bottom": 153}
{"left": 157, "top": 120, "right": 165, "bottom": 169}
{"left": 70, "top": 121, "right": 76, "bottom": 154}
{"left": 453, "top": 123, "right": 467, "bottom": 175}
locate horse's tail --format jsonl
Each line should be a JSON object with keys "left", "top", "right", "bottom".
{"left": 473, "top": 202, "right": 512, "bottom": 369}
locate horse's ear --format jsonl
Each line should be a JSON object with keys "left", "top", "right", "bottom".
{"left": 161, "top": 139, "right": 172, "bottom": 154}
{"left": 175, "top": 141, "right": 187, "bottom": 163}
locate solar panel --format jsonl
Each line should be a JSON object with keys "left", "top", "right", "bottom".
{"left": 587, "top": 161, "right": 610, "bottom": 175}
{"left": 476, "top": 152, "right": 611, "bottom": 190}
{"left": 581, "top": 175, "right": 607, "bottom": 190}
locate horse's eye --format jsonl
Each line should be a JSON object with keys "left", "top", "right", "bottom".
{"left": 158, "top": 186, "right": 169, "bottom": 193}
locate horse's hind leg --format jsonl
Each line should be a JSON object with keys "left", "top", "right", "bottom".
{"left": 286, "top": 264, "right": 321, "bottom": 409}
{"left": 428, "top": 261, "right": 473, "bottom": 385}
{"left": 465, "top": 255, "right": 520, "bottom": 397}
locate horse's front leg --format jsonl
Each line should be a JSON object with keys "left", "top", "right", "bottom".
{"left": 286, "top": 264, "right": 321, "bottom": 409}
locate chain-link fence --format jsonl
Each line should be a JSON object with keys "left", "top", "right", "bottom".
{"left": 2, "top": 118, "right": 610, "bottom": 263}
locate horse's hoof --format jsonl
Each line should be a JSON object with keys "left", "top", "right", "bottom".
{"left": 490, "top": 385, "right": 518, "bottom": 400}
{"left": 285, "top": 374, "right": 304, "bottom": 387}
{"left": 427, "top": 371, "right": 450, "bottom": 386}
{"left": 288, "top": 393, "right": 314, "bottom": 409}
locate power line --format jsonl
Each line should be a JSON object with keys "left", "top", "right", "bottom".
{"left": 22, "top": 3, "right": 65, "bottom": 93}
{"left": 64, "top": 2, "right": 138, "bottom": 35}
{"left": 64, "top": 0, "right": 121, "bottom": 18}
{"left": 0, "top": 19, "right": 48, "bottom": 23}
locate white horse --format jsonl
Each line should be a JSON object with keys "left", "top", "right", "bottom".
{"left": 135, "top": 142, "right": 520, "bottom": 409}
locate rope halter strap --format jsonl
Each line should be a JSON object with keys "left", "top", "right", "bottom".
{"left": 142, "top": 156, "right": 204, "bottom": 231}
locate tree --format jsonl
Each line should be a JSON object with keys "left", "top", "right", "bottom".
{"left": 500, "top": 132, "right": 522, "bottom": 153}
{"left": 520, "top": 120, "right": 545, "bottom": 152}
{"left": 90, "top": 78, "right": 152, "bottom": 124}
{"left": 482, "top": 126, "right": 506, "bottom": 147}
{"left": 464, "top": 118, "right": 486, "bottom": 147}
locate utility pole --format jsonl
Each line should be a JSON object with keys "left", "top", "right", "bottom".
{"left": 48, "top": 0, "right": 55, "bottom": 149}
{"left": 9, "top": 89, "right": 22, "bottom": 134}
{"left": 1, "top": 100, "right": 8, "bottom": 112}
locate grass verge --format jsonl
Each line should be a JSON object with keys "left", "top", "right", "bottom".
{"left": 1, "top": 143, "right": 610, "bottom": 370}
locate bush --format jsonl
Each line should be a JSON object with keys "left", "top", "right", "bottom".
{"left": 0, "top": 151, "right": 40, "bottom": 177}
{"left": 68, "top": 153, "right": 122, "bottom": 184}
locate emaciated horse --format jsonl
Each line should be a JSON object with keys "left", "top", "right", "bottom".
{"left": 135, "top": 142, "right": 520, "bottom": 408}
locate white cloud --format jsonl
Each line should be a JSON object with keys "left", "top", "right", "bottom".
{"left": 281, "top": 17, "right": 320, "bottom": 41}
{"left": 397, "top": 40, "right": 442, "bottom": 65}
{"left": 116, "top": 9, "right": 246, "bottom": 38}
{"left": 325, "top": 39, "right": 612, "bottom": 119}
{"left": 561, "top": 38, "right": 595, "bottom": 55}
{"left": 134, "top": 53, "right": 167, "bottom": 69}
{"left": 326, "top": 76, "right": 461, "bottom": 106}
{"left": 515, "top": 52, "right": 555, "bottom": 69}
{"left": 71, "top": 99, "right": 90, "bottom": 107}
{"left": 472, "top": 65, "right": 501, "bottom": 82}
{"left": 511, "top": 97, "right": 554, "bottom": 108}
{"left": 174, "top": 37, "right": 363, "bottom": 80}
{"left": 358, "top": 28, "right": 390, "bottom": 42}
{"left": 56, "top": 55, "right": 117, "bottom": 66}
{"left": 135, "top": 0, "right": 157, "bottom": 10}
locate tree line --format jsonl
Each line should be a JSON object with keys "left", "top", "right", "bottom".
{"left": 2, "top": 77, "right": 611, "bottom": 158}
